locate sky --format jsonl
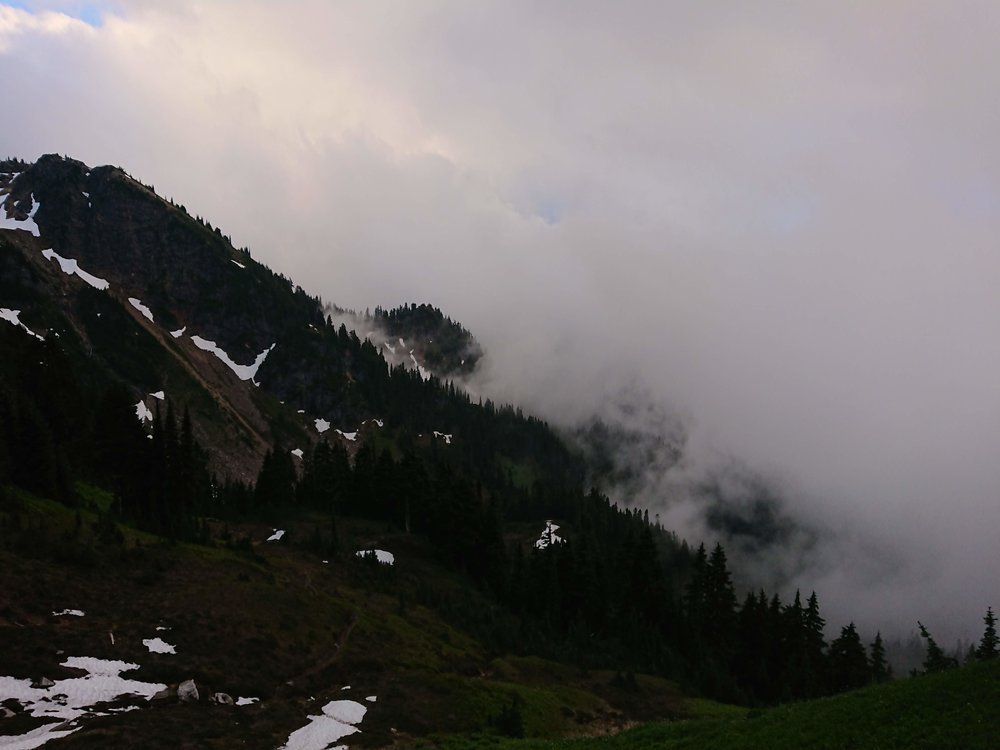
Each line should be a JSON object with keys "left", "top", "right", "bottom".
{"left": 2, "top": 1, "right": 1000, "bottom": 642}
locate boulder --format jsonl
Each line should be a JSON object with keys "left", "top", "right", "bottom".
{"left": 211, "top": 692, "right": 234, "bottom": 705}
{"left": 152, "top": 685, "right": 177, "bottom": 701}
{"left": 31, "top": 677, "right": 55, "bottom": 689}
{"left": 178, "top": 679, "right": 199, "bottom": 703}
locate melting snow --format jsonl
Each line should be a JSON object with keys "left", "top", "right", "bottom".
{"left": 236, "top": 696, "right": 259, "bottom": 706}
{"left": 52, "top": 609, "right": 85, "bottom": 617}
{"left": 535, "top": 520, "right": 564, "bottom": 549}
{"left": 135, "top": 400, "right": 153, "bottom": 423}
{"left": 170, "top": 327, "right": 186, "bottom": 338}
{"left": 398, "top": 338, "right": 405, "bottom": 347}
{"left": 41, "top": 249, "right": 110, "bottom": 290}
{"left": 0, "top": 656, "right": 165, "bottom": 748}
{"left": 280, "top": 699, "right": 367, "bottom": 750}
{"left": 127, "top": 297, "right": 154, "bottom": 322}
{"left": 149, "top": 391, "right": 165, "bottom": 400}
{"left": 334, "top": 429, "right": 357, "bottom": 442}
{"left": 432, "top": 431, "right": 453, "bottom": 444}
{"left": 314, "top": 418, "right": 330, "bottom": 433}
{"left": 0, "top": 191, "right": 41, "bottom": 236}
{"left": 365, "top": 696, "right": 377, "bottom": 703}
{"left": 267, "top": 529, "right": 285, "bottom": 542}
{"left": 409, "top": 352, "right": 430, "bottom": 380}
{"left": 355, "top": 549, "right": 395, "bottom": 566}
{"left": 231, "top": 259, "right": 246, "bottom": 269}
{"left": 190, "top": 336, "right": 275, "bottom": 382}
{"left": 142, "top": 638, "right": 176, "bottom": 655}
{"left": 290, "top": 448, "right": 304, "bottom": 458}
{"left": 0, "top": 307, "right": 43, "bottom": 340}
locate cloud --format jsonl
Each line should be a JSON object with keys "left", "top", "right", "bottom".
{"left": 3, "top": 1, "right": 1000, "bottom": 641}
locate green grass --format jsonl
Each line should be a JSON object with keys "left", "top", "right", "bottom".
{"left": 421, "top": 659, "right": 1000, "bottom": 750}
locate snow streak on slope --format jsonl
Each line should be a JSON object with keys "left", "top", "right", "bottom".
{"left": 41, "top": 249, "right": 110, "bottom": 290}
{"left": 189, "top": 336, "right": 274, "bottom": 383}
{"left": 0, "top": 308, "right": 43, "bottom": 340}
{"left": 128, "top": 297, "right": 154, "bottom": 322}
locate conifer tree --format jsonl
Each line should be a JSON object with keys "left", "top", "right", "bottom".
{"left": 976, "top": 607, "right": 998, "bottom": 661}
{"left": 869, "top": 631, "right": 890, "bottom": 682}
{"left": 917, "top": 621, "right": 958, "bottom": 673}
{"left": 828, "top": 622, "right": 868, "bottom": 692}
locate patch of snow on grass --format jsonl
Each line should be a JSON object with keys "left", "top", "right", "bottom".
{"left": 190, "top": 336, "right": 275, "bottom": 382}
{"left": 236, "top": 696, "right": 259, "bottom": 706}
{"left": 0, "top": 656, "right": 165, "bottom": 748}
{"left": 149, "top": 391, "right": 165, "bottom": 400}
{"left": 231, "top": 259, "right": 246, "bottom": 269}
{"left": 291, "top": 448, "right": 304, "bottom": 458}
{"left": 40, "top": 249, "right": 110, "bottom": 290}
{"left": 170, "top": 326, "right": 186, "bottom": 338}
{"left": 127, "top": 297, "right": 154, "bottom": 322}
{"left": 267, "top": 529, "right": 285, "bottom": 542}
{"left": 365, "top": 695, "right": 377, "bottom": 703}
{"left": 432, "top": 431, "right": 453, "bottom": 444}
{"left": 355, "top": 549, "right": 395, "bottom": 566}
{"left": 142, "top": 638, "right": 176, "bottom": 655}
{"left": 135, "top": 400, "right": 153, "bottom": 423}
{"left": 314, "top": 418, "right": 330, "bottom": 433}
{"left": 52, "top": 609, "right": 85, "bottom": 617}
{"left": 0, "top": 308, "right": 43, "bottom": 340}
{"left": 535, "top": 520, "right": 564, "bottom": 549}
{"left": 334, "top": 429, "right": 357, "bottom": 442}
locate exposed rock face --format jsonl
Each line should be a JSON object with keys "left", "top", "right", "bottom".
{"left": 30, "top": 677, "right": 54, "bottom": 689}
{"left": 211, "top": 692, "right": 234, "bottom": 705}
{"left": 177, "top": 679, "right": 199, "bottom": 703}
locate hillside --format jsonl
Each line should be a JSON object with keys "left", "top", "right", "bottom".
{"left": 422, "top": 658, "right": 1000, "bottom": 749}
{"left": 2, "top": 154, "right": 997, "bottom": 748}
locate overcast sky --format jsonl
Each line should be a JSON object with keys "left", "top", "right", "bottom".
{"left": 3, "top": 1, "right": 999, "bottom": 641}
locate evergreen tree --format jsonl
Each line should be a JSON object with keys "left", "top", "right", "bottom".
{"left": 917, "top": 622, "right": 958, "bottom": 674}
{"left": 975, "top": 607, "right": 998, "bottom": 661}
{"left": 827, "top": 623, "right": 869, "bottom": 692}
{"left": 869, "top": 631, "right": 890, "bottom": 682}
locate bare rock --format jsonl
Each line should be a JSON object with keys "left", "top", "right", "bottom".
{"left": 152, "top": 685, "right": 177, "bottom": 701}
{"left": 177, "top": 679, "right": 199, "bottom": 703}
{"left": 211, "top": 692, "right": 234, "bottom": 705}
{"left": 30, "top": 677, "right": 54, "bottom": 689}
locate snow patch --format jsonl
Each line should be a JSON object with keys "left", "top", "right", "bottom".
{"left": 409, "top": 352, "right": 430, "bottom": 380}
{"left": 279, "top": 699, "right": 367, "bottom": 750}
{"left": 314, "top": 418, "right": 330, "bottom": 433}
{"left": 0, "top": 656, "right": 165, "bottom": 748}
{"left": 231, "top": 259, "right": 246, "bottom": 269}
{"left": 535, "top": 520, "right": 564, "bottom": 549}
{"left": 383, "top": 342, "right": 396, "bottom": 355}
{"left": 149, "top": 390, "right": 165, "bottom": 400}
{"left": 135, "top": 400, "right": 153, "bottom": 423}
{"left": 127, "top": 297, "right": 154, "bottom": 322}
{"left": 41, "top": 249, "right": 109, "bottom": 290}
{"left": 0, "top": 190, "right": 41, "bottom": 236}
{"left": 267, "top": 529, "right": 285, "bottom": 542}
{"left": 236, "top": 696, "right": 259, "bottom": 706}
{"left": 334, "top": 429, "right": 357, "bottom": 442}
{"left": 170, "top": 327, "right": 186, "bottom": 338}
{"left": 355, "top": 549, "right": 395, "bottom": 566}
{"left": 365, "top": 695, "right": 377, "bottom": 703}
{"left": 432, "top": 431, "right": 453, "bottom": 444}
{"left": 0, "top": 307, "right": 43, "bottom": 340}
{"left": 142, "top": 638, "right": 176, "bottom": 655}
{"left": 291, "top": 448, "right": 304, "bottom": 458}
{"left": 190, "top": 336, "right": 274, "bottom": 382}
{"left": 52, "top": 609, "right": 85, "bottom": 617}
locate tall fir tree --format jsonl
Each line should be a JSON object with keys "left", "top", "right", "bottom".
{"left": 975, "top": 607, "right": 998, "bottom": 661}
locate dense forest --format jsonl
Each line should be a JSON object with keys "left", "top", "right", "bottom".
{"left": 2, "top": 320, "right": 994, "bottom": 711}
